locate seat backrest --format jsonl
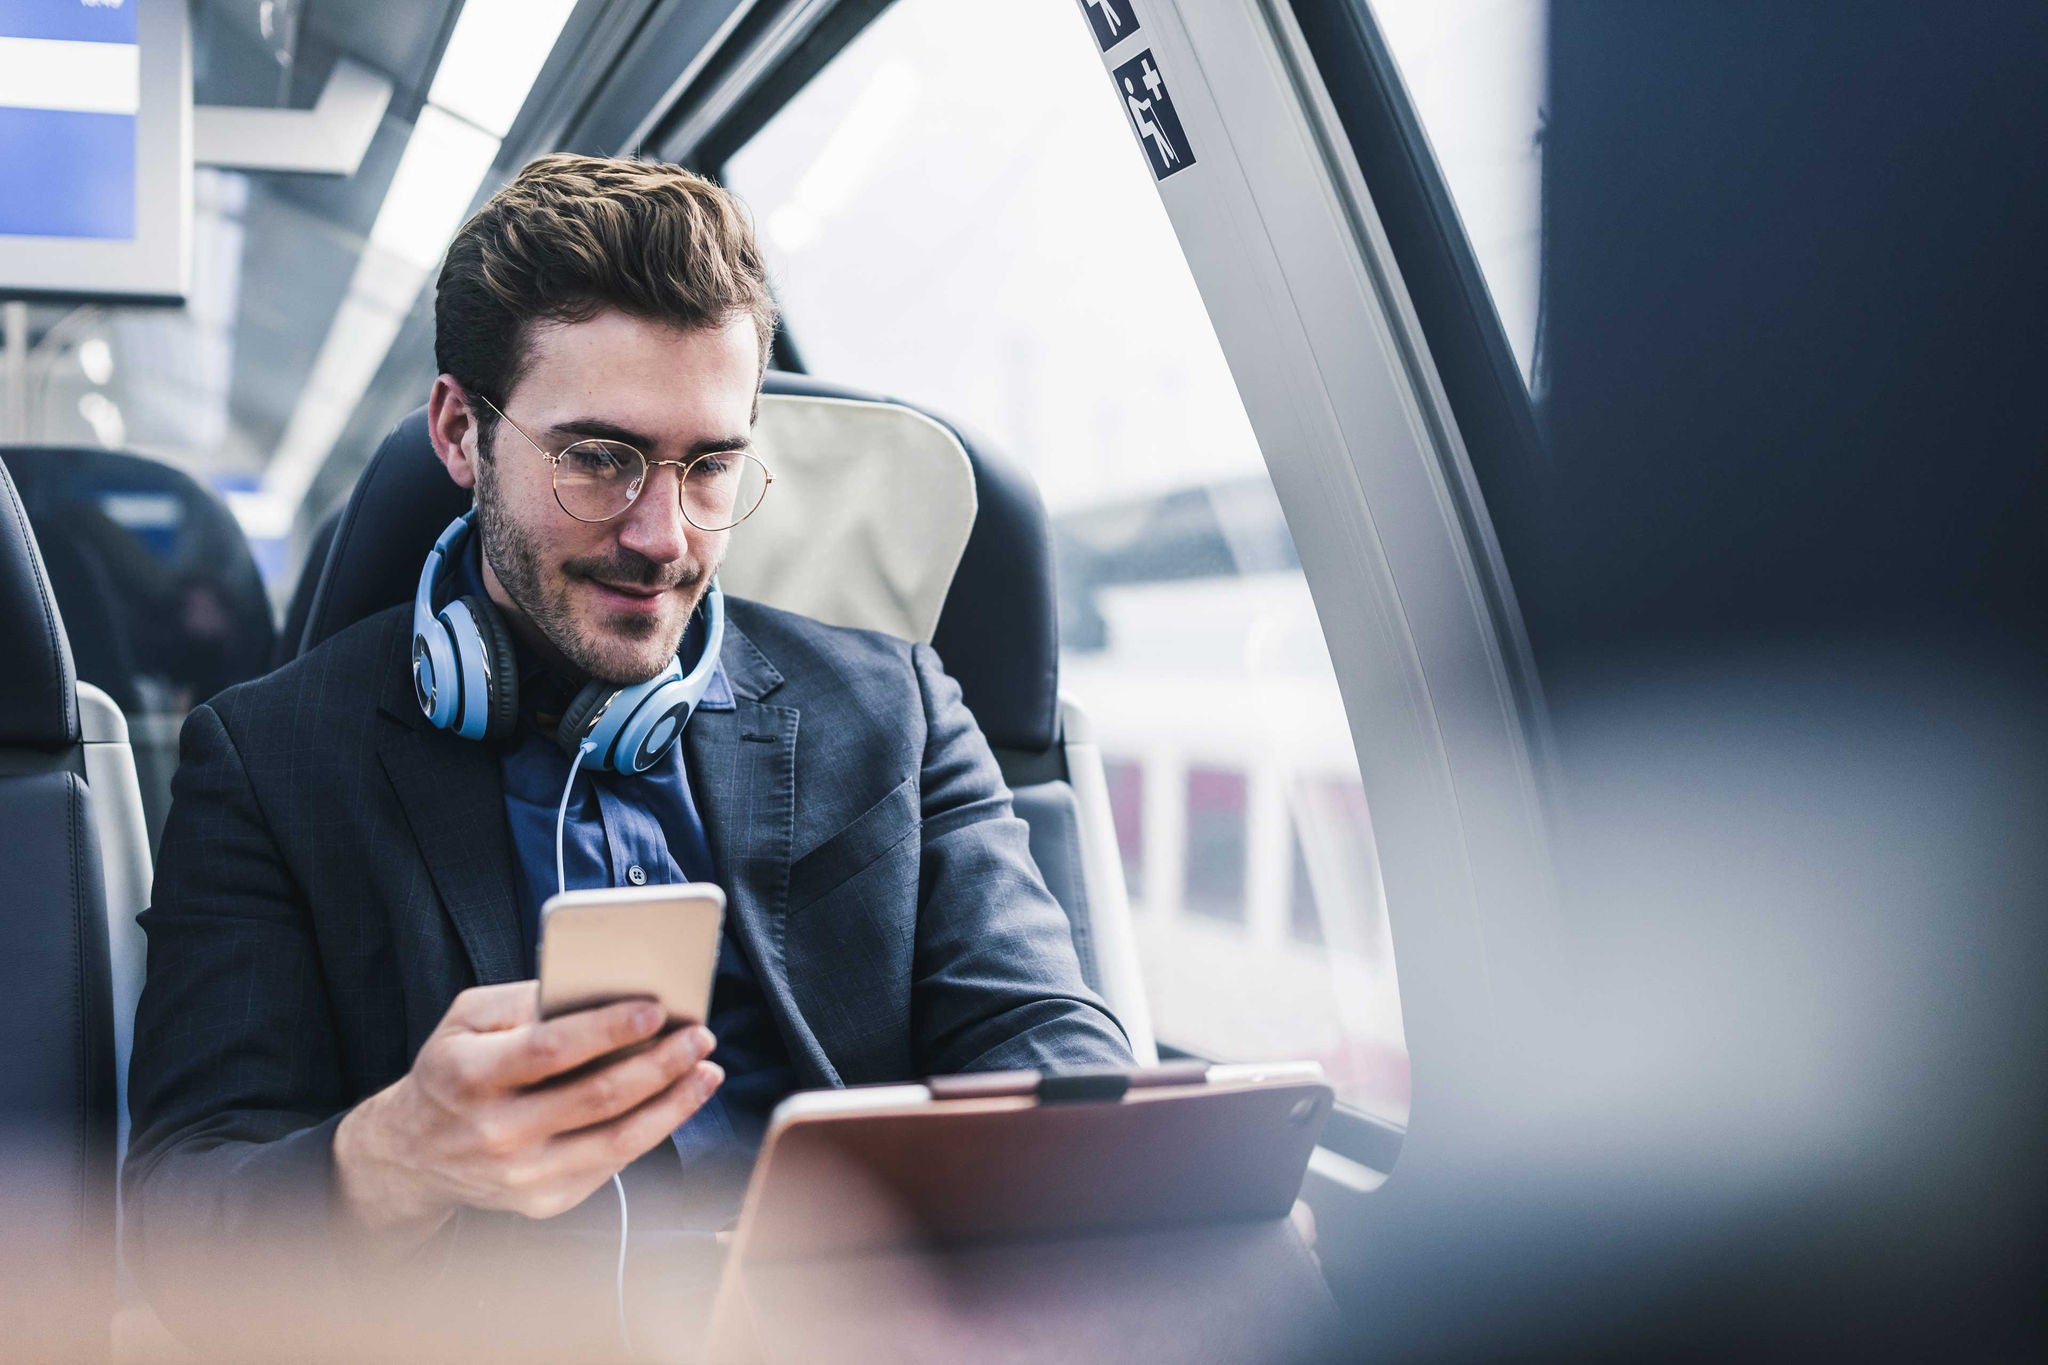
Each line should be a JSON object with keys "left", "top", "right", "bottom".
{"left": 0, "top": 457, "right": 116, "bottom": 1354}
{"left": 275, "top": 508, "right": 340, "bottom": 671}
{"left": 290, "top": 374, "right": 1154, "bottom": 1057}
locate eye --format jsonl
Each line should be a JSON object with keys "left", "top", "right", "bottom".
{"left": 561, "top": 441, "right": 637, "bottom": 477}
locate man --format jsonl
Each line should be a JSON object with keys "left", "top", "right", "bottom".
{"left": 125, "top": 156, "right": 1131, "bottom": 1353}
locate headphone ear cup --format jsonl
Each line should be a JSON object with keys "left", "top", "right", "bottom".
{"left": 556, "top": 681, "right": 613, "bottom": 761}
{"left": 462, "top": 594, "right": 521, "bottom": 742}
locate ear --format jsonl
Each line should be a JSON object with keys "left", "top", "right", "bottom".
{"left": 428, "top": 375, "right": 483, "bottom": 490}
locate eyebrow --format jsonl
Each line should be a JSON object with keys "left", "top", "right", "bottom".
{"left": 546, "top": 416, "right": 752, "bottom": 456}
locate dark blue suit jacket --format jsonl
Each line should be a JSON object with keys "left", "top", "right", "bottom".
{"left": 125, "top": 597, "right": 1130, "bottom": 1340}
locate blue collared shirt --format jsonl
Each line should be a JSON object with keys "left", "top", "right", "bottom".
{"left": 452, "top": 548, "right": 795, "bottom": 1203}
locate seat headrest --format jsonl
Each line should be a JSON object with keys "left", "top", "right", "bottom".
{"left": 297, "top": 372, "right": 1061, "bottom": 752}
{"left": 717, "top": 392, "right": 977, "bottom": 646}
{"left": 0, "top": 457, "right": 78, "bottom": 750}
{"left": 741, "top": 373, "right": 1063, "bottom": 753}
{"left": 294, "top": 407, "right": 463, "bottom": 662}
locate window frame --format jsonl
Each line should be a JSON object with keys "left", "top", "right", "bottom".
{"left": 1285, "top": 0, "right": 1551, "bottom": 747}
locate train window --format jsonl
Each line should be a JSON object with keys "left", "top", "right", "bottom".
{"left": 1367, "top": 0, "right": 1547, "bottom": 385}
{"left": 725, "top": 0, "right": 1407, "bottom": 1120}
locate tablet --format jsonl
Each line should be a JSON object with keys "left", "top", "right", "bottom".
{"left": 704, "top": 1062, "right": 1338, "bottom": 1362}
{"left": 731, "top": 1061, "right": 1333, "bottom": 1260}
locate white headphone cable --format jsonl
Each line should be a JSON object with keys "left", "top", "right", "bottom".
{"left": 555, "top": 740, "right": 594, "bottom": 899}
{"left": 611, "top": 1171, "right": 635, "bottom": 1360}
{"left": 553, "top": 742, "right": 637, "bottom": 1359}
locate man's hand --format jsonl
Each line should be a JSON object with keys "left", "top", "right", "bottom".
{"left": 333, "top": 982, "right": 723, "bottom": 1250}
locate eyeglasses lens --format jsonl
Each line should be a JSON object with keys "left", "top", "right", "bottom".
{"left": 680, "top": 454, "right": 770, "bottom": 531}
{"left": 553, "top": 441, "right": 644, "bottom": 522}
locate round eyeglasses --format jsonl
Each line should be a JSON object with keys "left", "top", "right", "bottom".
{"left": 475, "top": 392, "right": 773, "bottom": 531}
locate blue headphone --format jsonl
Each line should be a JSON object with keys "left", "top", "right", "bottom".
{"left": 411, "top": 511, "right": 725, "bottom": 775}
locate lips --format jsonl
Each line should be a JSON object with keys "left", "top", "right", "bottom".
{"left": 593, "top": 579, "right": 664, "bottom": 598}
{"left": 585, "top": 578, "right": 670, "bottom": 611}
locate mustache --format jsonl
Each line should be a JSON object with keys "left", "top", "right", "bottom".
{"left": 562, "top": 551, "right": 701, "bottom": 592}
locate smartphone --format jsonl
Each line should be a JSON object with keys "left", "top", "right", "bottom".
{"left": 537, "top": 882, "right": 726, "bottom": 1029}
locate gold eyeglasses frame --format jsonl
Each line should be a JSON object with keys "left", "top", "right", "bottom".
{"left": 473, "top": 391, "right": 773, "bottom": 532}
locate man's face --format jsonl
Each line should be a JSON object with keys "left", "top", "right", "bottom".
{"left": 456, "top": 309, "right": 760, "bottom": 685}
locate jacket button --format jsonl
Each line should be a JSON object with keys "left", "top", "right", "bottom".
{"left": 627, "top": 864, "right": 647, "bottom": 886}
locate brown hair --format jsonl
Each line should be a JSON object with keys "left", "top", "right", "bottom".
{"left": 435, "top": 154, "right": 777, "bottom": 451}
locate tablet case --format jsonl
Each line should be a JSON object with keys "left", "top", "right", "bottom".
{"left": 702, "top": 1068, "right": 1344, "bottom": 1364}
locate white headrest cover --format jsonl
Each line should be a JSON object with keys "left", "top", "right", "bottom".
{"left": 717, "top": 393, "right": 978, "bottom": 644}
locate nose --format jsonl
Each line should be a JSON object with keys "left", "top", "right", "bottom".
{"left": 612, "top": 461, "right": 693, "bottom": 566}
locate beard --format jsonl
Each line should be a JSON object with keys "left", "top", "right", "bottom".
{"left": 472, "top": 465, "right": 709, "bottom": 685}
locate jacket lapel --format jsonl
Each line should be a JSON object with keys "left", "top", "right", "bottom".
{"left": 686, "top": 619, "right": 841, "bottom": 1086}
{"left": 375, "top": 652, "right": 525, "bottom": 988}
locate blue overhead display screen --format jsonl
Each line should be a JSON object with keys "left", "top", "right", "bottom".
{"left": 0, "top": 0, "right": 140, "bottom": 240}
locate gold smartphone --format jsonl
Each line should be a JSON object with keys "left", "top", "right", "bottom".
{"left": 537, "top": 882, "right": 726, "bottom": 1028}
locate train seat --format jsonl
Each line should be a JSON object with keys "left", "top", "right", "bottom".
{"left": 0, "top": 446, "right": 277, "bottom": 849}
{"left": 0, "top": 457, "right": 118, "bottom": 1355}
{"left": 287, "top": 373, "right": 1155, "bottom": 1059}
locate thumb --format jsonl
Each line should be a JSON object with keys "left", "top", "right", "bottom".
{"left": 441, "top": 981, "right": 540, "bottom": 1034}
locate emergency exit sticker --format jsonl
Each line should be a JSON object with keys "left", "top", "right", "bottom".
{"left": 1079, "top": 0, "right": 1139, "bottom": 51}
{"left": 1113, "top": 50, "right": 1195, "bottom": 181}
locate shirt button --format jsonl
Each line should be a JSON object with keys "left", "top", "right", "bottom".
{"left": 627, "top": 864, "right": 647, "bottom": 886}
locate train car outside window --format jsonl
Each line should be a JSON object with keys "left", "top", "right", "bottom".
{"left": 1184, "top": 766, "right": 1250, "bottom": 925}
{"left": 725, "top": 0, "right": 1407, "bottom": 1121}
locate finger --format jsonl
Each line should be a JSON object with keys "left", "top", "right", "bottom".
{"left": 501, "top": 1066, "right": 724, "bottom": 1217}
{"left": 543, "top": 1061, "right": 725, "bottom": 1177}
{"left": 476, "top": 999, "right": 675, "bottom": 1090}
{"left": 511, "top": 1025, "right": 716, "bottom": 1136}
{"left": 441, "top": 982, "right": 541, "bottom": 1034}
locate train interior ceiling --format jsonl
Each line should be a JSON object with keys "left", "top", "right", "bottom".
{"left": 3, "top": 0, "right": 2047, "bottom": 1360}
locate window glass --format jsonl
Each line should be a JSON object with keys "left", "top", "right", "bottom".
{"left": 727, "top": 0, "right": 1407, "bottom": 1121}
{"left": 1367, "top": 0, "right": 1547, "bottom": 387}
